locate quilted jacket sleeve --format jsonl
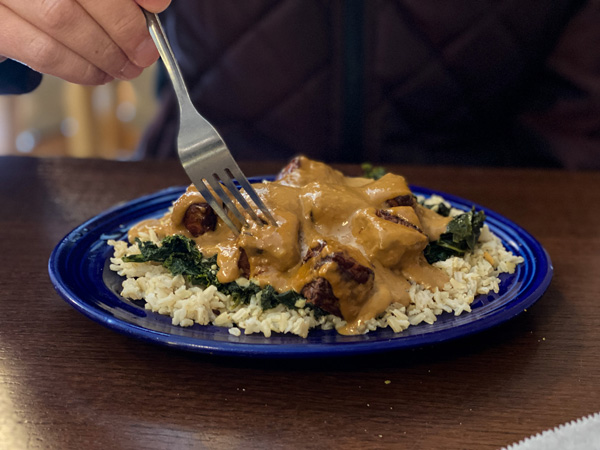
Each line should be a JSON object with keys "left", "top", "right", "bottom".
{"left": 0, "top": 59, "right": 43, "bottom": 95}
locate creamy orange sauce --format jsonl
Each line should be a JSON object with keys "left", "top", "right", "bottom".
{"left": 129, "top": 157, "right": 452, "bottom": 335}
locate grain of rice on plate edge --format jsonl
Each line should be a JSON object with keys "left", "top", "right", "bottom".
{"left": 108, "top": 157, "right": 524, "bottom": 338}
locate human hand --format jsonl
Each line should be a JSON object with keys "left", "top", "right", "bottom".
{"left": 0, "top": 0, "right": 170, "bottom": 85}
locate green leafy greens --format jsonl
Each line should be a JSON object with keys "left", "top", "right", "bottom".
{"left": 361, "top": 162, "right": 386, "bottom": 180}
{"left": 426, "top": 202, "right": 451, "bottom": 217}
{"left": 122, "top": 235, "right": 322, "bottom": 314}
{"left": 124, "top": 234, "right": 220, "bottom": 285}
{"left": 424, "top": 207, "right": 486, "bottom": 264}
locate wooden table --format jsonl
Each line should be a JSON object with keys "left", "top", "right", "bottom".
{"left": 1, "top": 155, "right": 599, "bottom": 449}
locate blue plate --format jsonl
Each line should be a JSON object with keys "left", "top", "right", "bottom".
{"left": 48, "top": 177, "right": 553, "bottom": 358}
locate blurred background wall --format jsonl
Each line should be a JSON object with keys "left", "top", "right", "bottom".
{"left": 0, "top": 65, "right": 158, "bottom": 159}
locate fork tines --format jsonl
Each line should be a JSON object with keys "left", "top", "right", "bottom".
{"left": 142, "top": 10, "right": 276, "bottom": 235}
{"left": 194, "top": 167, "right": 277, "bottom": 234}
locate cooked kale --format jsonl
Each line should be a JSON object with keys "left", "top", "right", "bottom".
{"left": 361, "top": 162, "right": 386, "bottom": 180}
{"left": 417, "top": 198, "right": 451, "bottom": 217}
{"left": 124, "top": 235, "right": 220, "bottom": 285}
{"left": 435, "top": 202, "right": 451, "bottom": 217}
{"left": 259, "top": 285, "right": 302, "bottom": 310}
{"left": 122, "top": 235, "right": 325, "bottom": 313}
{"left": 424, "top": 207, "right": 486, "bottom": 264}
{"left": 223, "top": 280, "right": 261, "bottom": 306}
{"left": 124, "top": 234, "right": 200, "bottom": 263}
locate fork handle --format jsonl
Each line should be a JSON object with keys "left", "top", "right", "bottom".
{"left": 142, "top": 9, "right": 195, "bottom": 115}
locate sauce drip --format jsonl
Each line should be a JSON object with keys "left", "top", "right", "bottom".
{"left": 129, "top": 157, "right": 451, "bottom": 335}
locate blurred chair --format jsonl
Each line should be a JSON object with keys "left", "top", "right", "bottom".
{"left": 0, "top": 96, "right": 17, "bottom": 155}
{"left": 62, "top": 80, "right": 145, "bottom": 159}
{"left": 2, "top": 68, "right": 157, "bottom": 159}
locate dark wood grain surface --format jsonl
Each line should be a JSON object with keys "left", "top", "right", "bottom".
{"left": 1, "top": 155, "right": 599, "bottom": 450}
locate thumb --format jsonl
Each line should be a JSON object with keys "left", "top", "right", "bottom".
{"left": 135, "top": 0, "right": 171, "bottom": 14}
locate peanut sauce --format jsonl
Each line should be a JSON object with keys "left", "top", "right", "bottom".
{"left": 129, "top": 157, "right": 452, "bottom": 335}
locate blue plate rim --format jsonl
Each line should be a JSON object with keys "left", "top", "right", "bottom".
{"left": 48, "top": 178, "right": 553, "bottom": 358}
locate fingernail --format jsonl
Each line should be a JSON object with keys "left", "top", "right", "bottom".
{"left": 133, "top": 37, "right": 158, "bottom": 67}
{"left": 118, "top": 61, "right": 143, "bottom": 80}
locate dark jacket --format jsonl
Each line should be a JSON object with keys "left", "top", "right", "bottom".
{"left": 140, "top": 0, "right": 599, "bottom": 168}
{"left": 0, "top": 59, "right": 42, "bottom": 95}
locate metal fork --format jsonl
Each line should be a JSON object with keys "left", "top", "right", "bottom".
{"left": 143, "top": 10, "right": 277, "bottom": 233}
